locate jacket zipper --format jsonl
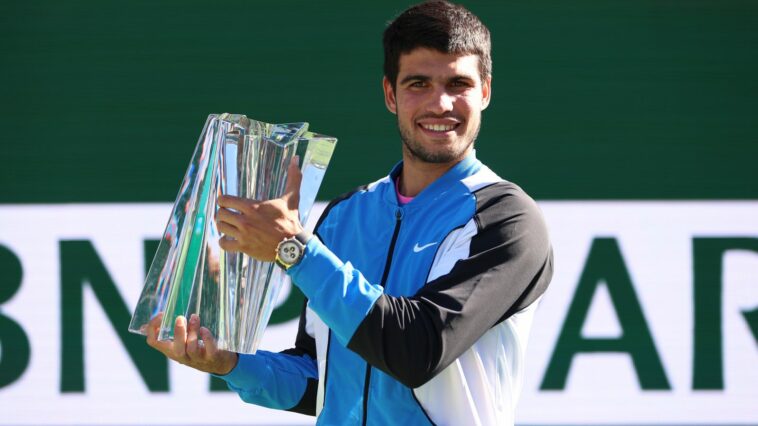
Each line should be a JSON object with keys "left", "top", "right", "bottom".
{"left": 362, "top": 208, "right": 403, "bottom": 426}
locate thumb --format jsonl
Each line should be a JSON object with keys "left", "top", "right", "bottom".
{"left": 282, "top": 155, "right": 302, "bottom": 210}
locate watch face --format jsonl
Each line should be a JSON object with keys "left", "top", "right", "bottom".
{"left": 278, "top": 240, "right": 302, "bottom": 264}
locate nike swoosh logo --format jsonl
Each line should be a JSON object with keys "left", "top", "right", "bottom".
{"left": 413, "top": 242, "right": 438, "bottom": 253}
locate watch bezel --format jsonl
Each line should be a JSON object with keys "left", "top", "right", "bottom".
{"left": 277, "top": 240, "right": 303, "bottom": 263}
{"left": 274, "top": 231, "right": 311, "bottom": 270}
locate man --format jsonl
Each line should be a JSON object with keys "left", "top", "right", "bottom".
{"left": 147, "top": 1, "right": 553, "bottom": 424}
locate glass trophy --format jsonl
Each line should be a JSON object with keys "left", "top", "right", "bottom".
{"left": 128, "top": 113, "right": 336, "bottom": 354}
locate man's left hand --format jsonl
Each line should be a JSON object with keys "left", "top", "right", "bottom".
{"left": 216, "top": 156, "right": 303, "bottom": 262}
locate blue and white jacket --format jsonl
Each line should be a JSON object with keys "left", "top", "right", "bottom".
{"left": 219, "top": 153, "right": 553, "bottom": 425}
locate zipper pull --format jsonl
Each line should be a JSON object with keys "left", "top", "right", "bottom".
{"left": 395, "top": 208, "right": 403, "bottom": 221}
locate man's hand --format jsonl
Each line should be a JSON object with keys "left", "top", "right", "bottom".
{"left": 145, "top": 312, "right": 238, "bottom": 376}
{"left": 216, "top": 156, "right": 303, "bottom": 261}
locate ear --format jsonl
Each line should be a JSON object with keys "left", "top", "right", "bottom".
{"left": 480, "top": 76, "right": 492, "bottom": 111}
{"left": 383, "top": 76, "right": 397, "bottom": 115}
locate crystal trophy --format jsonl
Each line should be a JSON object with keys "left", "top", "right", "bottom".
{"left": 128, "top": 113, "right": 337, "bottom": 354}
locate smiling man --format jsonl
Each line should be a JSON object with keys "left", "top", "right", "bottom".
{"left": 384, "top": 46, "right": 490, "bottom": 198}
{"left": 146, "top": 2, "right": 553, "bottom": 425}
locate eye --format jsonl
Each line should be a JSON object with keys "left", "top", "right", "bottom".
{"left": 450, "top": 79, "right": 473, "bottom": 88}
{"left": 409, "top": 81, "right": 427, "bottom": 88}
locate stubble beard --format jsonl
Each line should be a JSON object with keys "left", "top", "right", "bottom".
{"left": 398, "top": 118, "right": 479, "bottom": 164}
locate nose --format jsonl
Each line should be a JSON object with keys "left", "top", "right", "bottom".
{"left": 426, "top": 88, "right": 454, "bottom": 115}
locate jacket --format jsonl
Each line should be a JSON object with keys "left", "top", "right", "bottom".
{"left": 220, "top": 153, "right": 554, "bottom": 425}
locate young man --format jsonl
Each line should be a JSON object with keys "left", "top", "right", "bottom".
{"left": 147, "top": 1, "right": 553, "bottom": 424}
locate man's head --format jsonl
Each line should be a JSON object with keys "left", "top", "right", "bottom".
{"left": 382, "top": 1, "right": 492, "bottom": 165}
{"left": 383, "top": 1, "right": 491, "bottom": 90}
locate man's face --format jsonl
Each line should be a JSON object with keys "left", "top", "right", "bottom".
{"left": 383, "top": 48, "right": 491, "bottom": 164}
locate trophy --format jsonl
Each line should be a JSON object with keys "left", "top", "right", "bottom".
{"left": 128, "top": 113, "right": 336, "bottom": 354}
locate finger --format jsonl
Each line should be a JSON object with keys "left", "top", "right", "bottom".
{"left": 199, "top": 326, "right": 219, "bottom": 358}
{"left": 282, "top": 156, "right": 302, "bottom": 211}
{"left": 218, "top": 236, "right": 242, "bottom": 252}
{"left": 218, "top": 195, "right": 257, "bottom": 213}
{"left": 146, "top": 312, "right": 164, "bottom": 346}
{"left": 185, "top": 314, "right": 200, "bottom": 360}
{"left": 216, "top": 220, "right": 241, "bottom": 240}
{"left": 173, "top": 316, "right": 188, "bottom": 360}
{"left": 216, "top": 207, "right": 245, "bottom": 229}
{"left": 146, "top": 313, "right": 175, "bottom": 355}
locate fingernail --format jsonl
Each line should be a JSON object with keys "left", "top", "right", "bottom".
{"left": 190, "top": 313, "right": 199, "bottom": 323}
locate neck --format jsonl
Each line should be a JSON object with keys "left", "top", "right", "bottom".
{"left": 397, "top": 149, "right": 469, "bottom": 197}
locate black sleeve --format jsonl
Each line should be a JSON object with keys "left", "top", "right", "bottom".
{"left": 347, "top": 182, "right": 554, "bottom": 388}
{"left": 281, "top": 299, "right": 318, "bottom": 416}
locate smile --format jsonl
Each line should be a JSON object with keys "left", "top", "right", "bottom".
{"left": 419, "top": 123, "right": 459, "bottom": 132}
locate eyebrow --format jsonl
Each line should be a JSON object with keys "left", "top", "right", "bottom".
{"left": 399, "top": 74, "right": 430, "bottom": 85}
{"left": 399, "top": 74, "right": 476, "bottom": 86}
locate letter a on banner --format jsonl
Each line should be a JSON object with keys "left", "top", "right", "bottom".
{"left": 541, "top": 237, "right": 670, "bottom": 390}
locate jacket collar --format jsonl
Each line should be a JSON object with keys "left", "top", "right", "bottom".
{"left": 384, "top": 150, "right": 481, "bottom": 209}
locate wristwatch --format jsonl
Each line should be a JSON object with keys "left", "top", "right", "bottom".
{"left": 275, "top": 231, "right": 312, "bottom": 270}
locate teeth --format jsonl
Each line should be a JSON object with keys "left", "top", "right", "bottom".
{"left": 422, "top": 123, "right": 456, "bottom": 132}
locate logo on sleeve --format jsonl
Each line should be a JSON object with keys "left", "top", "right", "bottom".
{"left": 413, "top": 242, "right": 438, "bottom": 253}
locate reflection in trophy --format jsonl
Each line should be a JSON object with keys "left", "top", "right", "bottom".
{"left": 128, "top": 113, "right": 336, "bottom": 354}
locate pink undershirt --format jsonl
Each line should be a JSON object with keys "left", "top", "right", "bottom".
{"left": 395, "top": 176, "right": 415, "bottom": 205}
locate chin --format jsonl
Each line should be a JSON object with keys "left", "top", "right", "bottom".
{"left": 412, "top": 147, "right": 467, "bottom": 164}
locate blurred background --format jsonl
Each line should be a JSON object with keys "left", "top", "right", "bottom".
{"left": 0, "top": 1, "right": 756, "bottom": 425}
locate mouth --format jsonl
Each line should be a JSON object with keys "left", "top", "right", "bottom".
{"left": 417, "top": 121, "right": 461, "bottom": 135}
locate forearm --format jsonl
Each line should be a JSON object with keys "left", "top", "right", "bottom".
{"left": 215, "top": 350, "right": 318, "bottom": 411}
{"left": 289, "top": 195, "right": 553, "bottom": 388}
{"left": 287, "top": 237, "right": 383, "bottom": 347}
{"left": 347, "top": 246, "right": 553, "bottom": 388}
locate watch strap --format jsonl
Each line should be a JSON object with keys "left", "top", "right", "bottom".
{"left": 293, "top": 230, "right": 313, "bottom": 246}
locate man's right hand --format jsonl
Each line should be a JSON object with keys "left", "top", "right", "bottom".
{"left": 146, "top": 312, "right": 239, "bottom": 376}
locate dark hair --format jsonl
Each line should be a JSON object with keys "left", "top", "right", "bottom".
{"left": 383, "top": 1, "right": 492, "bottom": 88}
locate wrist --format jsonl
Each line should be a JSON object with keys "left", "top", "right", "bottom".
{"left": 275, "top": 231, "right": 312, "bottom": 270}
{"left": 215, "top": 352, "right": 239, "bottom": 376}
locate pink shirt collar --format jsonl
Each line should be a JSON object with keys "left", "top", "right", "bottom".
{"left": 394, "top": 176, "right": 414, "bottom": 205}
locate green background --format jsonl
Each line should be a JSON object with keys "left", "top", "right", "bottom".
{"left": 1, "top": 0, "right": 756, "bottom": 203}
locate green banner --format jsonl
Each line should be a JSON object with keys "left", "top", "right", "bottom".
{"left": 2, "top": 0, "right": 756, "bottom": 203}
